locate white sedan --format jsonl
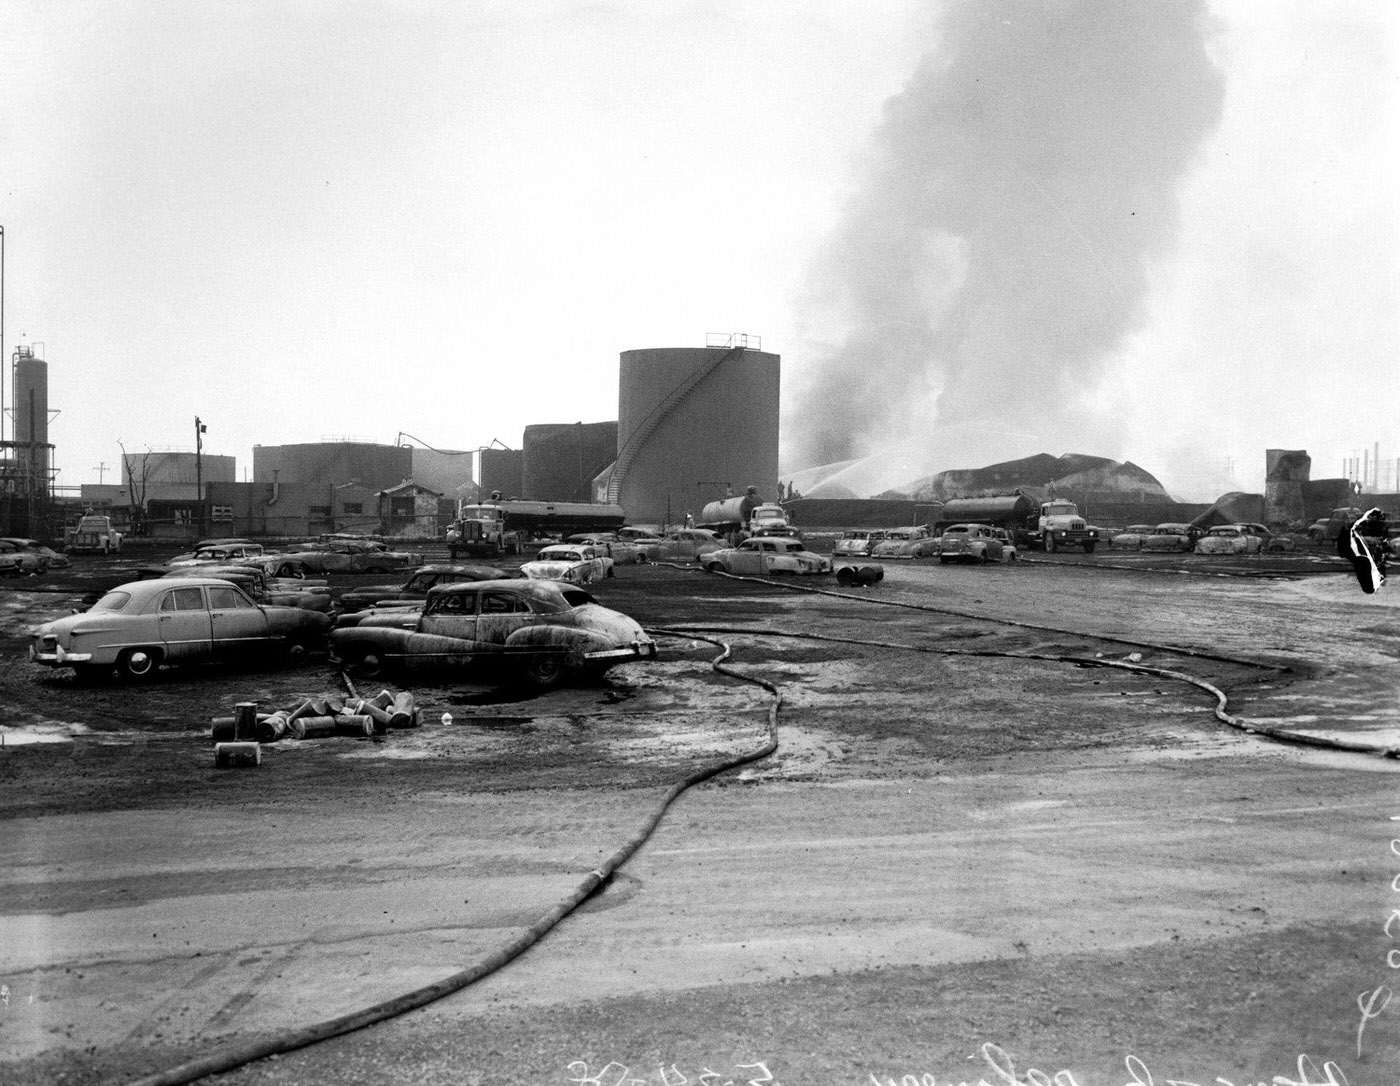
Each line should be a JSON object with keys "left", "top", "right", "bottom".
{"left": 521, "top": 544, "right": 614, "bottom": 585}
{"left": 703, "top": 537, "right": 832, "bottom": 576}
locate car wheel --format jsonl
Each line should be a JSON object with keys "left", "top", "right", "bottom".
{"left": 277, "top": 562, "right": 300, "bottom": 578}
{"left": 521, "top": 652, "right": 566, "bottom": 690}
{"left": 352, "top": 649, "right": 384, "bottom": 679}
{"left": 1083, "top": 541, "right": 1097, "bottom": 554}
{"left": 979, "top": 551, "right": 990, "bottom": 564}
{"left": 704, "top": 561, "right": 724, "bottom": 573}
{"left": 116, "top": 647, "right": 160, "bottom": 681}
{"left": 283, "top": 636, "right": 312, "bottom": 666}
{"left": 1044, "top": 535, "right": 1057, "bottom": 553}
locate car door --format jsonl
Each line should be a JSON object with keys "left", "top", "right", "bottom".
{"left": 419, "top": 589, "right": 478, "bottom": 651}
{"left": 156, "top": 585, "right": 214, "bottom": 661}
{"left": 475, "top": 590, "right": 535, "bottom": 648}
{"left": 207, "top": 583, "right": 272, "bottom": 657}
{"left": 728, "top": 542, "right": 764, "bottom": 575}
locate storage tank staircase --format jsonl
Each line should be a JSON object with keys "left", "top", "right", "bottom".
{"left": 606, "top": 346, "right": 745, "bottom": 505}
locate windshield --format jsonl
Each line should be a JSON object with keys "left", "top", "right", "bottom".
{"left": 91, "top": 590, "right": 133, "bottom": 612}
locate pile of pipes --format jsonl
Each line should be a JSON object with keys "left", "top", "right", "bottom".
{"left": 211, "top": 689, "right": 423, "bottom": 744}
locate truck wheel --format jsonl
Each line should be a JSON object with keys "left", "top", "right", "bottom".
{"left": 1083, "top": 541, "right": 1096, "bottom": 554}
{"left": 117, "top": 648, "right": 160, "bottom": 681}
{"left": 1045, "top": 535, "right": 1057, "bottom": 553}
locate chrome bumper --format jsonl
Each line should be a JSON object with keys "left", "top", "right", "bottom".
{"left": 30, "top": 643, "right": 93, "bottom": 665}
{"left": 584, "top": 641, "right": 658, "bottom": 662}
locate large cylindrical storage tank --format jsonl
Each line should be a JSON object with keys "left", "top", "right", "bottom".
{"left": 12, "top": 346, "right": 50, "bottom": 480}
{"left": 612, "top": 345, "right": 780, "bottom": 526}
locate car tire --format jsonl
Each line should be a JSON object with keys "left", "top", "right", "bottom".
{"left": 1083, "top": 541, "right": 1097, "bottom": 554}
{"left": 116, "top": 647, "right": 160, "bottom": 681}
{"left": 1045, "top": 535, "right": 1057, "bottom": 553}
{"left": 521, "top": 652, "right": 566, "bottom": 690}
{"left": 704, "top": 562, "right": 724, "bottom": 573}
{"left": 277, "top": 562, "right": 300, "bottom": 578}
{"left": 283, "top": 636, "right": 312, "bottom": 666}
{"left": 352, "top": 650, "right": 384, "bottom": 679}
{"left": 978, "top": 551, "right": 990, "bottom": 564}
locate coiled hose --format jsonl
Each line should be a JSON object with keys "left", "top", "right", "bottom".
{"left": 126, "top": 633, "right": 779, "bottom": 1086}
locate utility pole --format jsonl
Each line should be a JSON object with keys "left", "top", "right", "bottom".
{"left": 195, "top": 415, "right": 206, "bottom": 536}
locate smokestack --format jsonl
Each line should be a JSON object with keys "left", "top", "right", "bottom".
{"left": 787, "top": 1, "right": 1225, "bottom": 487}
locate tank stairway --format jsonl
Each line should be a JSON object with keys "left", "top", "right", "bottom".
{"left": 606, "top": 346, "right": 745, "bottom": 505}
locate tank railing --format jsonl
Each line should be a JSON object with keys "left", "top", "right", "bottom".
{"left": 606, "top": 346, "right": 745, "bottom": 505}
{"left": 704, "top": 332, "right": 761, "bottom": 350}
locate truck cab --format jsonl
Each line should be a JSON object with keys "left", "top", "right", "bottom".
{"left": 1037, "top": 500, "right": 1099, "bottom": 553}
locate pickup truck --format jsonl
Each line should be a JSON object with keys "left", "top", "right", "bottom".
{"left": 65, "top": 515, "right": 124, "bottom": 554}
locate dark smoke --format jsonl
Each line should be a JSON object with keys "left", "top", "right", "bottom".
{"left": 787, "top": 0, "right": 1225, "bottom": 482}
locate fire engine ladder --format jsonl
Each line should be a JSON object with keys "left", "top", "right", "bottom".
{"left": 605, "top": 346, "right": 745, "bottom": 506}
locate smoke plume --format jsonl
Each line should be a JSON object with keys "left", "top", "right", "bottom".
{"left": 787, "top": 0, "right": 1225, "bottom": 487}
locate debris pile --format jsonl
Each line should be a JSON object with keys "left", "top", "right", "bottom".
{"left": 210, "top": 689, "right": 423, "bottom": 745}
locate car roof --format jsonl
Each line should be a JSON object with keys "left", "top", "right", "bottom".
{"left": 104, "top": 578, "right": 254, "bottom": 601}
{"left": 428, "top": 577, "right": 568, "bottom": 597}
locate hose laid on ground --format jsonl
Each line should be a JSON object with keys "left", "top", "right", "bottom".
{"left": 672, "top": 561, "right": 1289, "bottom": 673}
{"left": 126, "top": 633, "right": 779, "bottom": 1086}
{"left": 661, "top": 624, "right": 1400, "bottom": 762}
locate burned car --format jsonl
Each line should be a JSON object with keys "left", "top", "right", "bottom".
{"left": 634, "top": 529, "right": 724, "bottom": 562}
{"left": 1195, "top": 524, "right": 1264, "bottom": 556}
{"left": 521, "top": 544, "right": 614, "bottom": 585}
{"left": 703, "top": 536, "right": 832, "bottom": 576}
{"left": 328, "top": 578, "right": 657, "bottom": 689}
{"left": 1, "top": 537, "right": 67, "bottom": 574}
{"left": 337, "top": 564, "right": 515, "bottom": 614}
{"left": 154, "top": 564, "right": 335, "bottom": 613}
{"left": 871, "top": 527, "right": 938, "bottom": 559}
{"left": 566, "top": 533, "right": 644, "bottom": 564}
{"left": 1109, "top": 525, "right": 1155, "bottom": 550}
{"left": 1239, "top": 523, "right": 1296, "bottom": 552}
{"left": 833, "top": 530, "right": 887, "bottom": 559}
{"left": 167, "top": 541, "right": 267, "bottom": 567}
{"left": 30, "top": 577, "right": 333, "bottom": 681}
{"left": 937, "top": 523, "right": 1016, "bottom": 564}
{"left": 255, "top": 539, "right": 424, "bottom": 576}
{"left": 1141, "top": 523, "right": 1200, "bottom": 553}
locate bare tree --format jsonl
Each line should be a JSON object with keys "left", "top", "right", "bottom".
{"left": 117, "top": 440, "right": 152, "bottom": 537}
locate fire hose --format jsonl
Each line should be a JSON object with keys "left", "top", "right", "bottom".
{"left": 126, "top": 634, "right": 780, "bottom": 1086}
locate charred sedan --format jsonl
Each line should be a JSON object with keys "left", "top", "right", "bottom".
{"left": 521, "top": 544, "right": 614, "bottom": 585}
{"left": 30, "top": 577, "right": 333, "bottom": 681}
{"left": 338, "top": 564, "right": 516, "bottom": 614}
{"left": 703, "top": 536, "right": 832, "bottom": 576}
{"left": 328, "top": 579, "right": 656, "bottom": 688}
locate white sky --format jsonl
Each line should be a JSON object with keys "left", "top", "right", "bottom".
{"left": 1, "top": 1, "right": 1395, "bottom": 503}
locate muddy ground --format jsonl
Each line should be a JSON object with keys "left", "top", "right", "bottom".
{"left": 3, "top": 545, "right": 1400, "bottom": 1085}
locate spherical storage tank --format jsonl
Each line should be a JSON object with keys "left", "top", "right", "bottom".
{"left": 609, "top": 343, "right": 780, "bottom": 526}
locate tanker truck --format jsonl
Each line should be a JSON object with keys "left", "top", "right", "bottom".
{"left": 697, "top": 488, "right": 793, "bottom": 545}
{"left": 933, "top": 493, "right": 1099, "bottom": 553}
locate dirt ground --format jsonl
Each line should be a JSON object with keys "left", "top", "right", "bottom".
{"left": 3, "top": 545, "right": 1400, "bottom": 1085}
